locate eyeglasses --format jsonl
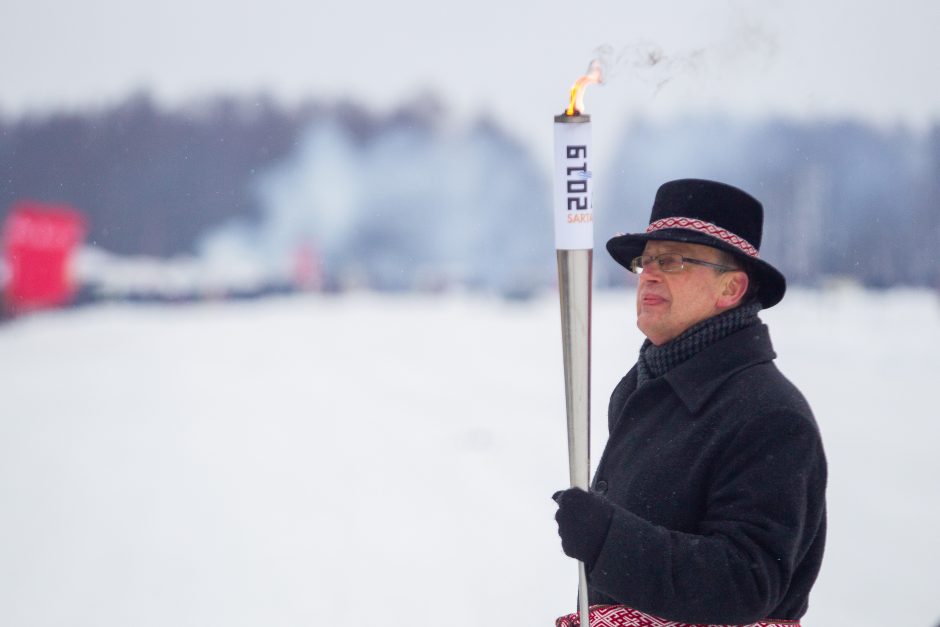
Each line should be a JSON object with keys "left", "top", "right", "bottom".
{"left": 628, "top": 253, "right": 739, "bottom": 274}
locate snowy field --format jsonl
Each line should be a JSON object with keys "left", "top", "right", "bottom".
{"left": 0, "top": 287, "right": 938, "bottom": 627}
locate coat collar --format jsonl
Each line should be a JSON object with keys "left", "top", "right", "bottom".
{"left": 661, "top": 323, "right": 777, "bottom": 414}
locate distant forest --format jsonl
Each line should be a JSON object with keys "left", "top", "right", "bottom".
{"left": 1, "top": 93, "right": 938, "bottom": 291}
{"left": 599, "top": 117, "right": 940, "bottom": 290}
{"left": 0, "top": 94, "right": 431, "bottom": 257}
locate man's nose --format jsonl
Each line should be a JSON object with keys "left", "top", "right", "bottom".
{"left": 638, "top": 264, "right": 664, "bottom": 281}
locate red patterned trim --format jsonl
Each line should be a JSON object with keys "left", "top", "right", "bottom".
{"left": 554, "top": 604, "right": 800, "bottom": 627}
{"left": 646, "top": 217, "right": 759, "bottom": 258}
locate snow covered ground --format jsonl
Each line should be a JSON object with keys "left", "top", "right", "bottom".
{"left": 0, "top": 287, "right": 937, "bottom": 627}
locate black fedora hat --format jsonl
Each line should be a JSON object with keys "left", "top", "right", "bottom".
{"left": 606, "top": 178, "right": 787, "bottom": 308}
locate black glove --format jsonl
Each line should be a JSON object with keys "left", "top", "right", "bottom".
{"left": 552, "top": 487, "right": 614, "bottom": 569}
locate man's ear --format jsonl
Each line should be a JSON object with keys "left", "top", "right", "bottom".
{"left": 716, "top": 271, "right": 749, "bottom": 309}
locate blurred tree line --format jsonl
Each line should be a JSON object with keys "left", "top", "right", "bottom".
{"left": 0, "top": 93, "right": 302, "bottom": 256}
{"left": 1, "top": 93, "right": 937, "bottom": 290}
{"left": 599, "top": 118, "right": 940, "bottom": 290}
{"left": 0, "top": 93, "right": 414, "bottom": 257}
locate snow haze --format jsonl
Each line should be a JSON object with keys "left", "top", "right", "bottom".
{"left": 1, "top": 0, "right": 938, "bottom": 165}
{"left": 0, "top": 288, "right": 938, "bottom": 626}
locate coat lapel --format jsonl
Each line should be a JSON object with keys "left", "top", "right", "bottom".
{"left": 663, "top": 323, "right": 777, "bottom": 415}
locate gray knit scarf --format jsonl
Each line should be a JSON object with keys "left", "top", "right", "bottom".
{"left": 636, "top": 302, "right": 762, "bottom": 387}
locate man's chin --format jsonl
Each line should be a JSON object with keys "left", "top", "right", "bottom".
{"left": 636, "top": 316, "right": 660, "bottom": 340}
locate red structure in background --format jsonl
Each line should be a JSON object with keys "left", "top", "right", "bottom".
{"left": 3, "top": 201, "right": 87, "bottom": 313}
{"left": 292, "top": 242, "right": 324, "bottom": 292}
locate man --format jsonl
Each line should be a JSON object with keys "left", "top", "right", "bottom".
{"left": 552, "top": 179, "right": 827, "bottom": 627}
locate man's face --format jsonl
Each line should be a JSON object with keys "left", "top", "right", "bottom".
{"left": 635, "top": 240, "right": 741, "bottom": 346}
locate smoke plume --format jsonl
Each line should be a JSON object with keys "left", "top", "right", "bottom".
{"left": 591, "top": 18, "right": 778, "bottom": 95}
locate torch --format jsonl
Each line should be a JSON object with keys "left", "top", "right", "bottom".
{"left": 554, "top": 60, "right": 600, "bottom": 627}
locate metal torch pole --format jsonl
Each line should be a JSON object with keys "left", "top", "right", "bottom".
{"left": 553, "top": 113, "right": 592, "bottom": 627}
{"left": 557, "top": 248, "right": 592, "bottom": 626}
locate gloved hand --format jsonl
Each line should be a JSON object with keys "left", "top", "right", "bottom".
{"left": 552, "top": 487, "right": 614, "bottom": 569}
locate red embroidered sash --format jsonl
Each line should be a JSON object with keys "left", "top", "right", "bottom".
{"left": 555, "top": 604, "right": 800, "bottom": 627}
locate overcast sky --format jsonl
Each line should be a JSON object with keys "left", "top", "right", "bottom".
{"left": 2, "top": 0, "right": 938, "bottom": 164}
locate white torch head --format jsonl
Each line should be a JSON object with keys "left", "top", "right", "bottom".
{"left": 553, "top": 114, "right": 593, "bottom": 250}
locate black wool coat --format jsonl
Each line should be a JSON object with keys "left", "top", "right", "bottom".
{"left": 586, "top": 323, "right": 827, "bottom": 624}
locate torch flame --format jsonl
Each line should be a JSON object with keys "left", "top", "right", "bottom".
{"left": 566, "top": 59, "right": 603, "bottom": 116}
